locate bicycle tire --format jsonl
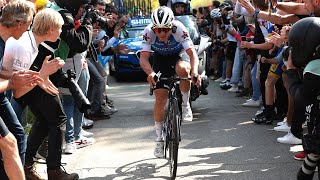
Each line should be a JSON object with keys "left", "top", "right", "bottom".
{"left": 168, "top": 98, "right": 180, "bottom": 179}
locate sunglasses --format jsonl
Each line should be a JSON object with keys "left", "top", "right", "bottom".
{"left": 154, "top": 28, "right": 171, "bottom": 34}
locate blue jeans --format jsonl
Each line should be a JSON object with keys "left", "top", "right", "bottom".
{"left": 251, "top": 62, "right": 261, "bottom": 101}
{"left": 0, "top": 93, "right": 26, "bottom": 164}
{"left": 231, "top": 47, "right": 246, "bottom": 85}
{"left": 63, "top": 67, "right": 90, "bottom": 143}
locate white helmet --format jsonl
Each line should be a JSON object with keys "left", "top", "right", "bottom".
{"left": 210, "top": 8, "right": 221, "bottom": 18}
{"left": 172, "top": 0, "right": 189, "bottom": 5}
{"left": 151, "top": 6, "right": 174, "bottom": 28}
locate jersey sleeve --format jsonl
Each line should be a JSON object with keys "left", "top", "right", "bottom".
{"left": 141, "top": 24, "right": 155, "bottom": 52}
{"left": 174, "top": 21, "right": 194, "bottom": 51}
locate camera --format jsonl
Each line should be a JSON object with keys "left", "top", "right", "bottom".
{"left": 60, "top": 70, "right": 91, "bottom": 113}
{"left": 282, "top": 45, "right": 292, "bottom": 61}
{"left": 84, "top": 5, "right": 107, "bottom": 27}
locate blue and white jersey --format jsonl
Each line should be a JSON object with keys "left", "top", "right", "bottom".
{"left": 141, "top": 20, "right": 194, "bottom": 56}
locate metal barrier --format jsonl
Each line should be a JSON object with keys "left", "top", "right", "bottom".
{"left": 113, "top": 0, "right": 153, "bottom": 16}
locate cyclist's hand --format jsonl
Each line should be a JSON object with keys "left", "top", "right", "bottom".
{"left": 147, "top": 72, "right": 157, "bottom": 86}
{"left": 193, "top": 74, "right": 201, "bottom": 88}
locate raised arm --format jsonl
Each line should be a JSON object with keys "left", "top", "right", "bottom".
{"left": 276, "top": 2, "right": 311, "bottom": 15}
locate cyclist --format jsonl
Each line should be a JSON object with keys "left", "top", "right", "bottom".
{"left": 140, "top": 6, "right": 201, "bottom": 158}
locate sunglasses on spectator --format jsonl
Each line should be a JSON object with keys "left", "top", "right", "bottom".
{"left": 153, "top": 28, "right": 171, "bottom": 33}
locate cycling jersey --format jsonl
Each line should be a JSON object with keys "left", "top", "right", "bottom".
{"left": 141, "top": 20, "right": 194, "bottom": 56}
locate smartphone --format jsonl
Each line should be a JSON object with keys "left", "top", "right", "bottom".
{"left": 241, "top": 36, "right": 246, "bottom": 41}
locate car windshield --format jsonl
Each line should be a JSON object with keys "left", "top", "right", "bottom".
{"left": 175, "top": 15, "right": 200, "bottom": 45}
{"left": 119, "top": 26, "right": 147, "bottom": 39}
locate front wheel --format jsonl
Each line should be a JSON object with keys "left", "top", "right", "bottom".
{"left": 168, "top": 99, "right": 180, "bottom": 179}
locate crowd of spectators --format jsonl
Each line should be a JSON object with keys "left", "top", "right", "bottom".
{"left": 195, "top": 0, "right": 320, "bottom": 178}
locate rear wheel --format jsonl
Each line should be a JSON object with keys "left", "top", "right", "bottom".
{"left": 168, "top": 99, "right": 180, "bottom": 179}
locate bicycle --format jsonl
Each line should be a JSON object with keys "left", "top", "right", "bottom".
{"left": 150, "top": 73, "right": 192, "bottom": 180}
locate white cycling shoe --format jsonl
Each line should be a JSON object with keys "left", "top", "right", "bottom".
{"left": 182, "top": 103, "right": 193, "bottom": 122}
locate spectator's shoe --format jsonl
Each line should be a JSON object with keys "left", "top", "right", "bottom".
{"left": 277, "top": 131, "right": 302, "bottom": 144}
{"left": 235, "top": 88, "right": 251, "bottom": 97}
{"left": 64, "top": 142, "right": 76, "bottom": 154}
{"left": 105, "top": 98, "right": 114, "bottom": 107}
{"left": 81, "top": 129, "right": 94, "bottom": 138}
{"left": 209, "top": 75, "right": 218, "bottom": 80}
{"left": 242, "top": 99, "right": 260, "bottom": 107}
{"left": 75, "top": 136, "right": 95, "bottom": 149}
{"left": 294, "top": 151, "right": 306, "bottom": 161}
{"left": 86, "top": 113, "right": 110, "bottom": 121}
{"left": 82, "top": 117, "right": 94, "bottom": 129}
{"left": 252, "top": 110, "right": 276, "bottom": 125}
{"left": 218, "top": 79, "right": 227, "bottom": 84}
{"left": 86, "top": 108, "right": 111, "bottom": 120}
{"left": 182, "top": 103, "right": 193, "bottom": 122}
{"left": 255, "top": 106, "right": 264, "bottom": 116}
{"left": 220, "top": 83, "right": 232, "bottom": 90}
{"left": 201, "top": 87, "right": 209, "bottom": 95}
{"left": 274, "top": 122, "right": 290, "bottom": 132}
{"left": 47, "top": 167, "right": 79, "bottom": 180}
{"left": 277, "top": 117, "right": 287, "bottom": 126}
{"left": 25, "top": 163, "right": 44, "bottom": 180}
{"left": 154, "top": 140, "right": 164, "bottom": 158}
{"left": 228, "top": 86, "right": 239, "bottom": 93}
{"left": 105, "top": 104, "right": 118, "bottom": 114}
{"left": 214, "top": 77, "right": 224, "bottom": 82}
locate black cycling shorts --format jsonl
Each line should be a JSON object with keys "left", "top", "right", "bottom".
{"left": 152, "top": 53, "right": 181, "bottom": 90}
{"left": 0, "top": 117, "right": 9, "bottom": 139}
{"left": 225, "top": 41, "right": 237, "bottom": 61}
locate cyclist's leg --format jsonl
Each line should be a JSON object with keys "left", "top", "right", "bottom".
{"left": 0, "top": 118, "right": 25, "bottom": 180}
{"left": 154, "top": 89, "right": 169, "bottom": 141}
{"left": 175, "top": 56, "right": 193, "bottom": 121}
{"left": 152, "top": 53, "right": 174, "bottom": 157}
{"left": 176, "top": 60, "right": 191, "bottom": 93}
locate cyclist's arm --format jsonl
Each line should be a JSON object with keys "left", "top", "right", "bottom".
{"left": 186, "top": 48, "right": 199, "bottom": 76}
{"left": 140, "top": 51, "right": 153, "bottom": 75}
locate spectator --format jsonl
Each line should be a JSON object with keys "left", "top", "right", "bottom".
{"left": 0, "top": 1, "right": 42, "bottom": 180}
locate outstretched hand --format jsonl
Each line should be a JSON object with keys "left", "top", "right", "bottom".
{"left": 267, "top": 31, "right": 284, "bottom": 47}
{"left": 12, "top": 70, "right": 43, "bottom": 89}
{"left": 238, "top": 0, "right": 255, "bottom": 15}
{"left": 38, "top": 77, "right": 59, "bottom": 95}
{"left": 39, "top": 55, "right": 65, "bottom": 77}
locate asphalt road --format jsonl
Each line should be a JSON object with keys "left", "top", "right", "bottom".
{"left": 41, "top": 76, "right": 311, "bottom": 180}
